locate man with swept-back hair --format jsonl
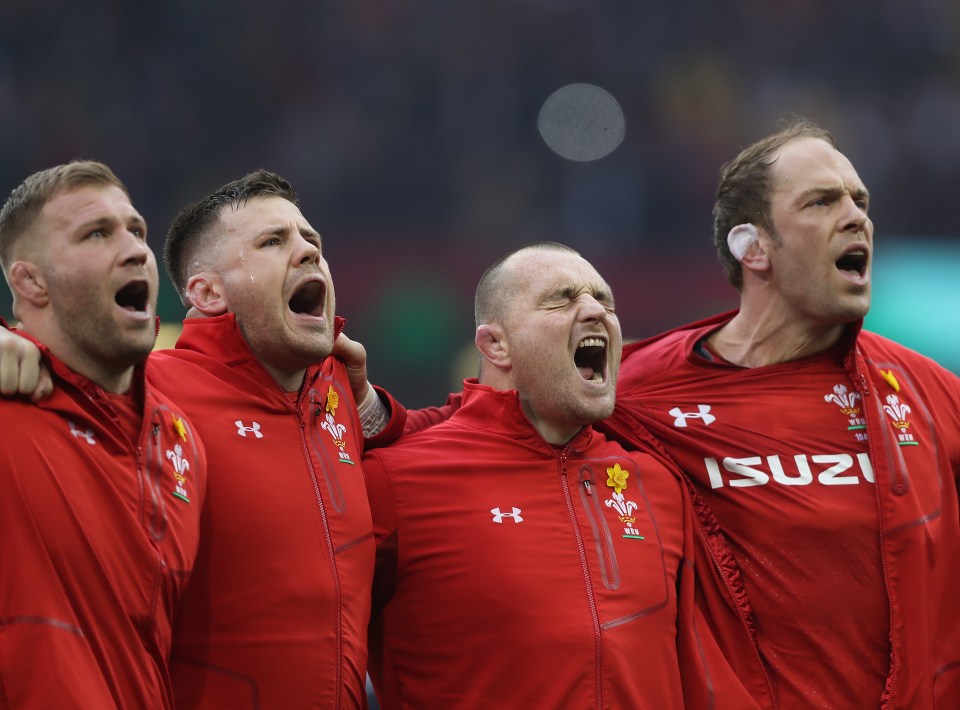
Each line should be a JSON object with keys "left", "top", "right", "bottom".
{"left": 0, "top": 160, "right": 206, "bottom": 708}
{"left": 711, "top": 118, "right": 836, "bottom": 290}
{"left": 602, "top": 118, "right": 960, "bottom": 707}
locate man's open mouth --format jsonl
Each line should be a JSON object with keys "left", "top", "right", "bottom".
{"left": 575, "top": 337, "right": 607, "bottom": 383}
{"left": 115, "top": 280, "right": 150, "bottom": 313}
{"left": 289, "top": 280, "right": 326, "bottom": 317}
{"left": 836, "top": 248, "right": 868, "bottom": 277}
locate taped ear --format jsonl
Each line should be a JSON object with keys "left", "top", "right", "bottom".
{"left": 8, "top": 261, "right": 49, "bottom": 308}
{"left": 476, "top": 323, "right": 509, "bottom": 369}
{"left": 727, "top": 224, "right": 759, "bottom": 261}
{"left": 185, "top": 272, "right": 228, "bottom": 316}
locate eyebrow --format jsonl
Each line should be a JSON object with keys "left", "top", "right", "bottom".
{"left": 75, "top": 214, "right": 146, "bottom": 233}
{"left": 549, "top": 284, "right": 615, "bottom": 305}
{"left": 259, "top": 224, "right": 322, "bottom": 242}
{"left": 797, "top": 184, "right": 870, "bottom": 205}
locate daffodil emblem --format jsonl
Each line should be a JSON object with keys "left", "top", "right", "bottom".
{"left": 606, "top": 463, "right": 629, "bottom": 494}
{"left": 881, "top": 369, "right": 901, "bottom": 393}
{"left": 325, "top": 385, "right": 339, "bottom": 416}
{"left": 172, "top": 415, "right": 187, "bottom": 442}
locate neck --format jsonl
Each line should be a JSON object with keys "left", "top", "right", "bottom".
{"left": 708, "top": 303, "right": 845, "bottom": 368}
{"left": 263, "top": 362, "right": 307, "bottom": 393}
{"left": 517, "top": 394, "right": 582, "bottom": 446}
{"left": 19, "top": 324, "right": 135, "bottom": 394}
{"left": 480, "top": 370, "right": 581, "bottom": 445}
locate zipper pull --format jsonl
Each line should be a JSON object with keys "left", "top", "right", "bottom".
{"left": 583, "top": 479, "right": 593, "bottom": 496}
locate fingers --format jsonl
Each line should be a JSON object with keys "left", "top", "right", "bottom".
{"left": 30, "top": 365, "right": 54, "bottom": 403}
{"left": 0, "top": 333, "right": 49, "bottom": 399}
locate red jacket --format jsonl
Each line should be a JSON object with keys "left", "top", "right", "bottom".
{"left": 0, "top": 340, "right": 206, "bottom": 709}
{"left": 150, "top": 314, "right": 402, "bottom": 709}
{"left": 367, "top": 380, "right": 766, "bottom": 709}
{"left": 600, "top": 312, "right": 960, "bottom": 709}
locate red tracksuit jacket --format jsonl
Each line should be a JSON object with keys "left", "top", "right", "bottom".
{"left": 0, "top": 341, "right": 206, "bottom": 708}
{"left": 150, "top": 314, "right": 403, "bottom": 709}
{"left": 600, "top": 312, "right": 960, "bottom": 709}
{"left": 367, "top": 380, "right": 767, "bottom": 709}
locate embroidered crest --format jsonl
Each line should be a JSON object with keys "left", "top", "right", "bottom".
{"left": 824, "top": 384, "right": 866, "bottom": 441}
{"left": 605, "top": 464, "right": 644, "bottom": 540}
{"left": 321, "top": 410, "right": 355, "bottom": 465}
{"left": 883, "top": 394, "right": 918, "bottom": 446}
{"left": 165, "top": 443, "right": 191, "bottom": 502}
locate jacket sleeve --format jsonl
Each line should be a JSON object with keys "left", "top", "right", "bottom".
{"left": 361, "top": 450, "right": 401, "bottom": 616}
{"left": 604, "top": 402, "right": 776, "bottom": 708}
{"left": 0, "top": 444, "right": 117, "bottom": 708}
{"left": 403, "top": 391, "right": 464, "bottom": 436}
{"left": 676, "top": 471, "right": 775, "bottom": 709}
{"left": 363, "top": 385, "right": 408, "bottom": 450}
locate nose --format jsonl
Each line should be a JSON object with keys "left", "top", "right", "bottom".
{"left": 119, "top": 229, "right": 150, "bottom": 267}
{"left": 840, "top": 196, "right": 869, "bottom": 233}
{"left": 293, "top": 233, "right": 321, "bottom": 266}
{"left": 578, "top": 295, "right": 608, "bottom": 323}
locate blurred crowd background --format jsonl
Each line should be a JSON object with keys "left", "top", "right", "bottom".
{"left": 1, "top": 0, "right": 958, "bottom": 407}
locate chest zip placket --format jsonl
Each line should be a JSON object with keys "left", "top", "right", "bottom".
{"left": 855, "top": 356, "right": 900, "bottom": 703}
{"left": 558, "top": 446, "right": 604, "bottom": 707}
{"left": 295, "top": 384, "right": 344, "bottom": 708}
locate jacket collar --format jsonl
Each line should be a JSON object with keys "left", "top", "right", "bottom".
{"left": 14, "top": 330, "right": 147, "bottom": 413}
{"left": 173, "top": 312, "right": 346, "bottom": 395}
{"left": 453, "top": 378, "right": 596, "bottom": 451}
{"left": 629, "top": 309, "right": 864, "bottom": 369}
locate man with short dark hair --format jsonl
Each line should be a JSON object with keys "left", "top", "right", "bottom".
{"left": 0, "top": 161, "right": 206, "bottom": 708}
{"left": 155, "top": 169, "right": 402, "bottom": 709}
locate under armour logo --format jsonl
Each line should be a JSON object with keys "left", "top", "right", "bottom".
{"left": 68, "top": 421, "right": 96, "bottom": 445}
{"left": 491, "top": 507, "right": 523, "bottom": 523}
{"left": 669, "top": 405, "right": 716, "bottom": 427}
{"left": 235, "top": 421, "right": 264, "bottom": 438}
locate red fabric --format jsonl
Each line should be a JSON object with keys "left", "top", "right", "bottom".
{"left": 365, "top": 380, "right": 763, "bottom": 709}
{"left": 149, "top": 313, "right": 383, "bottom": 709}
{"left": 604, "top": 311, "right": 960, "bottom": 709}
{"left": 0, "top": 340, "right": 206, "bottom": 708}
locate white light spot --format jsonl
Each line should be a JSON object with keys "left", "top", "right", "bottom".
{"left": 537, "top": 83, "right": 625, "bottom": 162}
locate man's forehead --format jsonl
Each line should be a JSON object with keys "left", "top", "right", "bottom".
{"left": 220, "top": 195, "right": 311, "bottom": 234}
{"left": 771, "top": 137, "right": 864, "bottom": 191}
{"left": 42, "top": 184, "right": 139, "bottom": 227}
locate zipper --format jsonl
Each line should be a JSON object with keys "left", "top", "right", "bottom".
{"left": 854, "top": 353, "right": 898, "bottom": 704}
{"left": 558, "top": 449, "right": 604, "bottom": 708}
{"left": 143, "top": 407, "right": 167, "bottom": 541}
{"left": 693, "top": 501, "right": 777, "bottom": 709}
{"left": 308, "top": 388, "right": 347, "bottom": 513}
{"left": 296, "top": 407, "right": 343, "bottom": 708}
{"left": 578, "top": 467, "right": 621, "bottom": 591}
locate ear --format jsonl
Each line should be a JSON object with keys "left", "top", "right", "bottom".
{"left": 185, "top": 271, "right": 228, "bottom": 316}
{"left": 8, "top": 260, "right": 49, "bottom": 308}
{"left": 740, "top": 229, "right": 772, "bottom": 274}
{"left": 475, "top": 323, "right": 510, "bottom": 370}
